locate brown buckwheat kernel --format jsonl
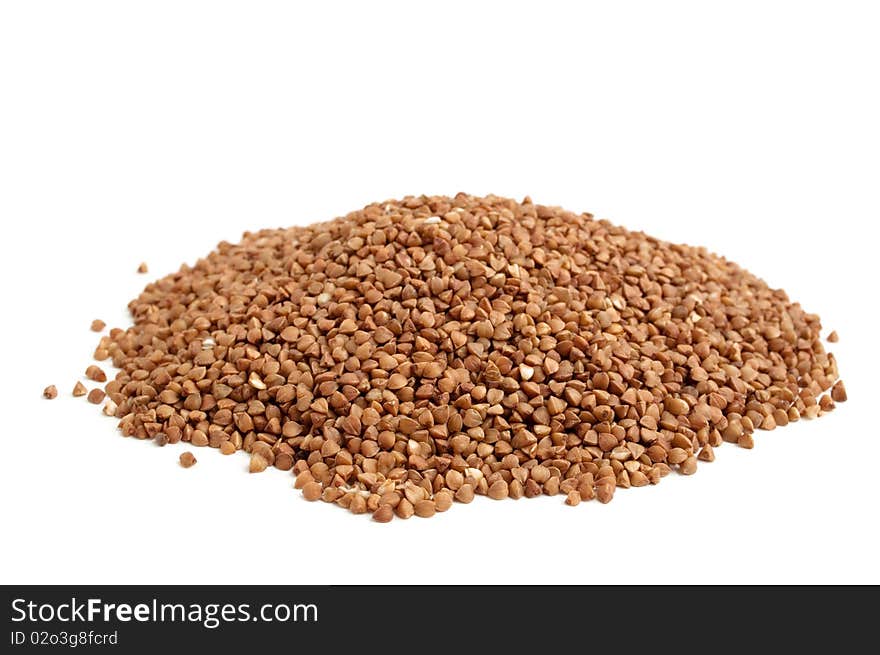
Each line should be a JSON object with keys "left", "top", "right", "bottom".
{"left": 301, "top": 481, "right": 323, "bottom": 502}
{"left": 85, "top": 365, "right": 107, "bottom": 383}
{"left": 249, "top": 453, "right": 269, "bottom": 473}
{"left": 372, "top": 504, "right": 394, "bottom": 523}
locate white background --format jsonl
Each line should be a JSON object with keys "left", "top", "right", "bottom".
{"left": 1, "top": 1, "right": 878, "bottom": 585}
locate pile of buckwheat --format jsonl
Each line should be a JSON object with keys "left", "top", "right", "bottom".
{"left": 89, "top": 194, "right": 845, "bottom": 521}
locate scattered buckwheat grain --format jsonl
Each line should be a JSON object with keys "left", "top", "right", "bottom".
{"left": 86, "top": 194, "right": 845, "bottom": 521}
{"left": 91, "top": 319, "right": 106, "bottom": 332}
{"left": 179, "top": 451, "right": 197, "bottom": 468}
{"left": 73, "top": 381, "right": 87, "bottom": 397}
{"left": 85, "top": 365, "right": 106, "bottom": 383}
{"left": 43, "top": 385, "right": 58, "bottom": 400}
{"left": 87, "top": 388, "right": 105, "bottom": 404}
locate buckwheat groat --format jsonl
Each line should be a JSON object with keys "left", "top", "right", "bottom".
{"left": 90, "top": 194, "right": 844, "bottom": 521}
